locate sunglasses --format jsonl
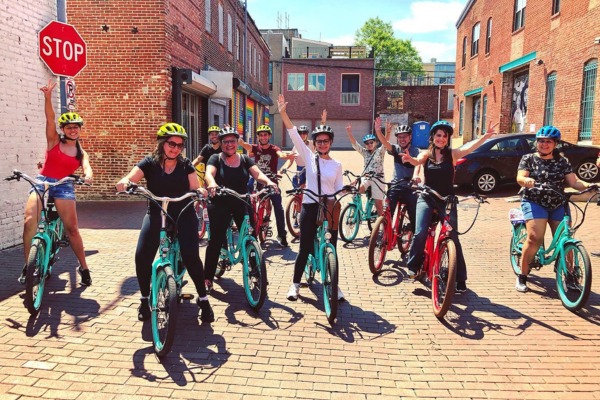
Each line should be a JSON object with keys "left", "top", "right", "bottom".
{"left": 364, "top": 141, "right": 375, "bottom": 145}
{"left": 222, "top": 139, "right": 237, "bottom": 145}
{"left": 315, "top": 139, "right": 331, "bottom": 145}
{"left": 165, "top": 140, "right": 185, "bottom": 149}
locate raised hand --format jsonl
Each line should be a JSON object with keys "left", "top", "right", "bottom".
{"left": 40, "top": 79, "right": 57, "bottom": 97}
{"left": 277, "top": 94, "right": 287, "bottom": 114}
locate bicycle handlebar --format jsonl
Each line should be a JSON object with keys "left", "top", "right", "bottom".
{"left": 5, "top": 169, "right": 89, "bottom": 187}
{"left": 119, "top": 183, "right": 205, "bottom": 203}
{"left": 412, "top": 184, "right": 487, "bottom": 204}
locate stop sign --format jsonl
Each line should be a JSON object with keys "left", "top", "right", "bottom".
{"left": 39, "top": 21, "right": 87, "bottom": 77}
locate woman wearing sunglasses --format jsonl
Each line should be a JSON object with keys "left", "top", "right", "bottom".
{"left": 115, "top": 123, "right": 214, "bottom": 323}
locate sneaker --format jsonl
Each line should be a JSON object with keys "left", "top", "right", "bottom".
{"left": 78, "top": 267, "right": 92, "bottom": 286}
{"left": 287, "top": 283, "right": 300, "bottom": 301}
{"left": 455, "top": 281, "right": 467, "bottom": 294}
{"left": 138, "top": 298, "right": 150, "bottom": 321}
{"left": 515, "top": 274, "right": 528, "bottom": 292}
{"left": 197, "top": 298, "right": 215, "bottom": 323}
{"left": 337, "top": 288, "right": 346, "bottom": 302}
{"left": 205, "top": 279, "right": 213, "bottom": 293}
{"left": 277, "top": 235, "right": 289, "bottom": 247}
{"left": 18, "top": 265, "right": 27, "bottom": 285}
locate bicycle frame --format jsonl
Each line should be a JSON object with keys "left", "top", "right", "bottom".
{"left": 221, "top": 215, "right": 254, "bottom": 265}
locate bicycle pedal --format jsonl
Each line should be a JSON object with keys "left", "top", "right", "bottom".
{"left": 180, "top": 293, "right": 194, "bottom": 300}
{"left": 57, "top": 239, "right": 70, "bottom": 248}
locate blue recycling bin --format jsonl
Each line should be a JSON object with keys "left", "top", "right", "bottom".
{"left": 412, "top": 121, "right": 430, "bottom": 149}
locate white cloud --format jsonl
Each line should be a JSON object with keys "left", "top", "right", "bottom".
{"left": 393, "top": 1, "right": 464, "bottom": 34}
{"left": 413, "top": 40, "right": 456, "bottom": 63}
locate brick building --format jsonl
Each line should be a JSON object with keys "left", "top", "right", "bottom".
{"left": 455, "top": 0, "right": 600, "bottom": 144}
{"left": 0, "top": 1, "right": 59, "bottom": 249}
{"left": 67, "top": 0, "right": 271, "bottom": 198}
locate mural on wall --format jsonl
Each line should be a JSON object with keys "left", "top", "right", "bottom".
{"left": 386, "top": 90, "right": 405, "bottom": 110}
{"left": 511, "top": 73, "right": 529, "bottom": 133}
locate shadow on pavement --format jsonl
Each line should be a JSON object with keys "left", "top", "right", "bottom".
{"left": 78, "top": 200, "right": 146, "bottom": 230}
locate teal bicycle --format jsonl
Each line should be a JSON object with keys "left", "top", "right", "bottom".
{"left": 286, "top": 186, "right": 353, "bottom": 323}
{"left": 339, "top": 170, "right": 380, "bottom": 242}
{"left": 120, "top": 184, "right": 203, "bottom": 357}
{"left": 509, "top": 183, "right": 599, "bottom": 311}
{"left": 213, "top": 186, "right": 269, "bottom": 311}
{"left": 5, "top": 170, "right": 85, "bottom": 316}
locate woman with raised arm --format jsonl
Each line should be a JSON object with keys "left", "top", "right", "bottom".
{"left": 277, "top": 94, "right": 346, "bottom": 302}
{"left": 20, "top": 79, "right": 93, "bottom": 286}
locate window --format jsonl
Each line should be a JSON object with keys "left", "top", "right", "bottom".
{"left": 227, "top": 14, "right": 232, "bottom": 52}
{"left": 205, "top": 0, "right": 211, "bottom": 33}
{"left": 579, "top": 60, "right": 597, "bottom": 141}
{"left": 253, "top": 46, "right": 257, "bottom": 77}
{"left": 341, "top": 74, "right": 360, "bottom": 105}
{"left": 485, "top": 18, "right": 492, "bottom": 54}
{"left": 472, "top": 96, "right": 481, "bottom": 136}
{"left": 287, "top": 73, "right": 305, "bottom": 91}
{"left": 447, "top": 89, "right": 455, "bottom": 111}
{"left": 218, "top": 4, "right": 223, "bottom": 44}
{"left": 459, "top": 101, "right": 464, "bottom": 136}
{"left": 257, "top": 54, "right": 261, "bottom": 83}
{"left": 514, "top": 0, "right": 526, "bottom": 31}
{"left": 248, "top": 42, "right": 252, "bottom": 75}
{"left": 461, "top": 37, "right": 467, "bottom": 67}
{"left": 552, "top": 0, "right": 560, "bottom": 15}
{"left": 308, "top": 73, "right": 326, "bottom": 91}
{"left": 235, "top": 27, "right": 240, "bottom": 60}
{"left": 268, "top": 62, "right": 273, "bottom": 90}
{"left": 489, "top": 138, "right": 522, "bottom": 153}
{"left": 471, "top": 23, "right": 480, "bottom": 57}
{"left": 544, "top": 72, "right": 557, "bottom": 125}
{"left": 482, "top": 95, "right": 488, "bottom": 133}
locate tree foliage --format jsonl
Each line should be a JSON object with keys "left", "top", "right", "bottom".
{"left": 355, "top": 17, "right": 423, "bottom": 81}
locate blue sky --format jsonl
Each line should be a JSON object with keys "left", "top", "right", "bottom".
{"left": 246, "top": 0, "right": 468, "bottom": 63}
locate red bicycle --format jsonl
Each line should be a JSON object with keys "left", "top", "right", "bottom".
{"left": 194, "top": 198, "right": 209, "bottom": 240}
{"left": 251, "top": 183, "right": 275, "bottom": 245}
{"left": 281, "top": 168, "right": 305, "bottom": 239}
{"left": 409, "top": 184, "right": 486, "bottom": 319}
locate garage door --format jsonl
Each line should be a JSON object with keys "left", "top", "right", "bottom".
{"left": 326, "top": 120, "right": 371, "bottom": 149}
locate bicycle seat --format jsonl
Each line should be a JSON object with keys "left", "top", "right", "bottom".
{"left": 508, "top": 208, "right": 525, "bottom": 224}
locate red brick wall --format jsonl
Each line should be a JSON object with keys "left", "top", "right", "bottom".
{"left": 455, "top": 0, "right": 600, "bottom": 144}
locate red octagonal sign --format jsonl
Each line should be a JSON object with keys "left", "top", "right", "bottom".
{"left": 39, "top": 21, "right": 87, "bottom": 77}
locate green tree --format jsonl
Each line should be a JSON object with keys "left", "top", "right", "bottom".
{"left": 355, "top": 17, "right": 423, "bottom": 83}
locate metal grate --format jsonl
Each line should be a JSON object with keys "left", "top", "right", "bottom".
{"left": 544, "top": 72, "right": 557, "bottom": 126}
{"left": 579, "top": 60, "right": 597, "bottom": 141}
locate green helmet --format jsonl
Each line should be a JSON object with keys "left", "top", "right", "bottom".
{"left": 157, "top": 122, "right": 188, "bottom": 139}
{"left": 58, "top": 112, "right": 83, "bottom": 127}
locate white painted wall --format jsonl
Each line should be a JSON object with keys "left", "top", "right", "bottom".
{"left": 0, "top": 1, "right": 57, "bottom": 249}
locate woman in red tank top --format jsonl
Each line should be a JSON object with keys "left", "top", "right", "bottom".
{"left": 20, "top": 79, "right": 94, "bottom": 286}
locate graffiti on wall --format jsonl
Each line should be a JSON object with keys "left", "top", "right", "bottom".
{"left": 511, "top": 73, "right": 528, "bottom": 133}
{"left": 386, "top": 90, "right": 404, "bottom": 110}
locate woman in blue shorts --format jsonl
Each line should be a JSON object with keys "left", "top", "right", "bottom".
{"left": 515, "top": 126, "right": 595, "bottom": 292}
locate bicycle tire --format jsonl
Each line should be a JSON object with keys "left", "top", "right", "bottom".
{"left": 368, "top": 216, "right": 388, "bottom": 274}
{"left": 509, "top": 223, "right": 526, "bottom": 275}
{"left": 257, "top": 200, "right": 271, "bottom": 244}
{"left": 339, "top": 203, "right": 359, "bottom": 243}
{"left": 195, "top": 202, "right": 207, "bottom": 240}
{"left": 366, "top": 200, "right": 378, "bottom": 231}
{"left": 432, "top": 238, "right": 457, "bottom": 319}
{"left": 322, "top": 246, "right": 338, "bottom": 324}
{"left": 243, "top": 239, "right": 267, "bottom": 311}
{"left": 285, "top": 195, "right": 302, "bottom": 239}
{"left": 215, "top": 248, "right": 228, "bottom": 278}
{"left": 304, "top": 254, "right": 316, "bottom": 285}
{"left": 152, "top": 265, "right": 178, "bottom": 358}
{"left": 25, "top": 239, "right": 47, "bottom": 316}
{"left": 397, "top": 207, "right": 413, "bottom": 255}
{"left": 556, "top": 242, "right": 592, "bottom": 312}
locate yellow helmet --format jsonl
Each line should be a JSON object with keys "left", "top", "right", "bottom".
{"left": 257, "top": 125, "right": 272, "bottom": 134}
{"left": 208, "top": 125, "right": 221, "bottom": 133}
{"left": 157, "top": 122, "right": 187, "bottom": 139}
{"left": 58, "top": 112, "right": 83, "bottom": 127}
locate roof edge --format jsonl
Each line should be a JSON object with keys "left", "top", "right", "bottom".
{"left": 456, "top": 0, "right": 476, "bottom": 29}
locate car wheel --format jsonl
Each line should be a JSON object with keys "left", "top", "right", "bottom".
{"left": 576, "top": 160, "right": 599, "bottom": 181}
{"left": 473, "top": 170, "right": 498, "bottom": 193}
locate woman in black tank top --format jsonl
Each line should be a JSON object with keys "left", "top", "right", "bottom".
{"left": 401, "top": 120, "right": 499, "bottom": 293}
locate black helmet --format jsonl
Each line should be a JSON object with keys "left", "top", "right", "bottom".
{"left": 311, "top": 125, "right": 334, "bottom": 141}
{"left": 394, "top": 125, "right": 412, "bottom": 135}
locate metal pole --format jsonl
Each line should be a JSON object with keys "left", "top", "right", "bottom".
{"left": 57, "top": 0, "right": 67, "bottom": 113}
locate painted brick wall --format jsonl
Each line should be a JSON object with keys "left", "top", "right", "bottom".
{"left": 375, "top": 85, "right": 454, "bottom": 124}
{"left": 0, "top": 1, "right": 57, "bottom": 249}
{"left": 455, "top": 0, "right": 600, "bottom": 143}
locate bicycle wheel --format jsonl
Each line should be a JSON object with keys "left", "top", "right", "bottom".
{"left": 339, "top": 203, "right": 359, "bottom": 243}
{"left": 432, "top": 238, "right": 457, "bottom": 319}
{"left": 243, "top": 239, "right": 267, "bottom": 311}
{"left": 215, "top": 248, "right": 228, "bottom": 278}
{"left": 509, "top": 223, "right": 526, "bottom": 275}
{"left": 397, "top": 207, "right": 413, "bottom": 255}
{"left": 366, "top": 201, "right": 378, "bottom": 231}
{"left": 195, "top": 202, "right": 207, "bottom": 240}
{"left": 304, "top": 254, "right": 316, "bottom": 285}
{"left": 556, "top": 242, "right": 592, "bottom": 312}
{"left": 368, "top": 216, "right": 388, "bottom": 274}
{"left": 322, "top": 247, "right": 338, "bottom": 324}
{"left": 25, "top": 239, "right": 47, "bottom": 316}
{"left": 152, "top": 265, "right": 178, "bottom": 358}
{"left": 257, "top": 201, "right": 270, "bottom": 244}
{"left": 285, "top": 195, "right": 302, "bottom": 239}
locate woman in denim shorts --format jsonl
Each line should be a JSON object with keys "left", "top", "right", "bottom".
{"left": 515, "top": 126, "right": 595, "bottom": 292}
{"left": 20, "top": 79, "right": 94, "bottom": 286}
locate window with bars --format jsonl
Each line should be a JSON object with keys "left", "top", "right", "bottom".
{"left": 462, "top": 37, "right": 467, "bottom": 67}
{"left": 227, "top": 14, "right": 232, "bottom": 52}
{"left": 471, "top": 23, "right": 480, "bottom": 57}
{"left": 579, "top": 60, "right": 597, "bottom": 141}
{"left": 485, "top": 18, "right": 492, "bottom": 54}
{"left": 544, "top": 72, "right": 557, "bottom": 126}
{"left": 514, "top": 0, "right": 526, "bottom": 31}
{"left": 459, "top": 101, "right": 464, "bottom": 136}
{"left": 341, "top": 74, "right": 360, "bottom": 105}
{"left": 218, "top": 3, "right": 223, "bottom": 44}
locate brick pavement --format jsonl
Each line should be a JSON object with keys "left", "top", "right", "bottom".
{"left": 1, "top": 150, "right": 600, "bottom": 399}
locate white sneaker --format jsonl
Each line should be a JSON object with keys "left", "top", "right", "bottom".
{"left": 338, "top": 288, "right": 346, "bottom": 302}
{"left": 515, "top": 276, "right": 528, "bottom": 292}
{"left": 287, "top": 283, "right": 300, "bottom": 301}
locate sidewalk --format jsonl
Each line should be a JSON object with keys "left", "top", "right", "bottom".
{"left": 1, "top": 150, "right": 599, "bottom": 399}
